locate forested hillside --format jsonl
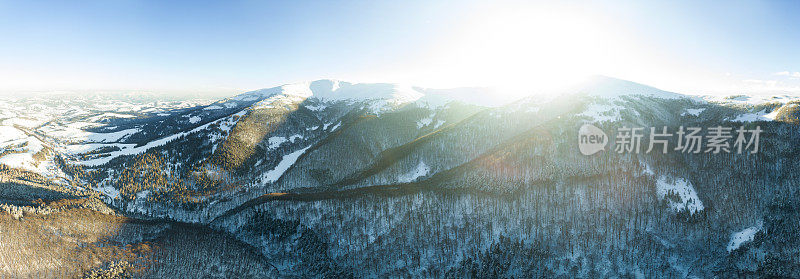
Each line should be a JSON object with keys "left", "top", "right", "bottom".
{"left": 1, "top": 77, "right": 799, "bottom": 277}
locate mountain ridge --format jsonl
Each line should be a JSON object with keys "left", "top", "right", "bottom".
{"left": 2, "top": 76, "right": 800, "bottom": 277}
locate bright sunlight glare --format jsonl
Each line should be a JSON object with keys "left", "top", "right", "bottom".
{"left": 409, "top": 5, "right": 645, "bottom": 98}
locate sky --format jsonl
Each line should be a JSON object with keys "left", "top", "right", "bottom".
{"left": 0, "top": 0, "right": 798, "bottom": 97}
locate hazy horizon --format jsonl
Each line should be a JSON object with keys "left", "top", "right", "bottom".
{"left": 1, "top": 0, "right": 799, "bottom": 97}
{"left": 4, "top": 75, "right": 800, "bottom": 102}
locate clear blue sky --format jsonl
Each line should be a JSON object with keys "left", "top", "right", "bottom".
{"left": 0, "top": 0, "right": 798, "bottom": 96}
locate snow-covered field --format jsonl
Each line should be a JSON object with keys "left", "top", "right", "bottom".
{"left": 727, "top": 223, "right": 763, "bottom": 252}
{"left": 0, "top": 95, "right": 215, "bottom": 178}
{"left": 261, "top": 145, "right": 312, "bottom": 183}
{"left": 656, "top": 176, "right": 704, "bottom": 215}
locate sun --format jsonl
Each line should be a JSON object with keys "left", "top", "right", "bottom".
{"left": 415, "top": 5, "right": 635, "bottom": 97}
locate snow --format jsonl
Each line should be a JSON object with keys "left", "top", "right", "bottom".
{"left": 129, "top": 189, "right": 153, "bottom": 213}
{"left": 232, "top": 109, "right": 249, "bottom": 117}
{"left": 26, "top": 137, "right": 44, "bottom": 153}
{"left": 0, "top": 153, "right": 39, "bottom": 171}
{"left": 268, "top": 137, "right": 281, "bottom": 148}
{"left": 136, "top": 190, "right": 151, "bottom": 200}
{"left": 729, "top": 107, "right": 785, "bottom": 122}
{"left": 727, "top": 223, "right": 762, "bottom": 252}
{"left": 641, "top": 162, "right": 655, "bottom": 176}
{"left": 569, "top": 76, "right": 689, "bottom": 100}
{"left": 305, "top": 104, "right": 327, "bottom": 111}
{"left": 0, "top": 126, "right": 27, "bottom": 144}
{"left": 417, "top": 114, "right": 434, "bottom": 128}
{"left": 77, "top": 110, "right": 247, "bottom": 166}
{"left": 267, "top": 135, "right": 303, "bottom": 150}
{"left": 656, "top": 176, "right": 704, "bottom": 215}
{"left": 2, "top": 118, "right": 44, "bottom": 128}
{"left": 204, "top": 105, "right": 223, "bottom": 110}
{"left": 704, "top": 94, "right": 800, "bottom": 106}
{"left": 188, "top": 116, "right": 202, "bottom": 124}
{"left": 571, "top": 78, "right": 671, "bottom": 122}
{"left": 330, "top": 122, "right": 341, "bottom": 131}
{"left": 228, "top": 78, "right": 687, "bottom": 114}
{"left": 569, "top": 76, "right": 703, "bottom": 122}
{"left": 208, "top": 110, "right": 248, "bottom": 153}
{"left": 415, "top": 87, "right": 514, "bottom": 107}
{"left": 0, "top": 133, "right": 50, "bottom": 173}
{"left": 86, "top": 128, "right": 140, "bottom": 143}
{"left": 61, "top": 143, "right": 135, "bottom": 155}
{"left": 261, "top": 145, "right": 311, "bottom": 183}
{"left": 330, "top": 80, "right": 341, "bottom": 91}
{"left": 398, "top": 161, "right": 430, "bottom": 183}
{"left": 240, "top": 79, "right": 422, "bottom": 108}
{"left": 731, "top": 110, "right": 766, "bottom": 122}
{"left": 234, "top": 95, "right": 258, "bottom": 102}
{"left": 758, "top": 103, "right": 797, "bottom": 121}
{"left": 0, "top": 144, "right": 66, "bottom": 178}
{"left": 96, "top": 185, "right": 120, "bottom": 199}
{"left": 86, "top": 112, "right": 135, "bottom": 122}
{"left": 41, "top": 124, "right": 139, "bottom": 143}
{"left": 67, "top": 122, "right": 97, "bottom": 129}
{"left": 683, "top": 108, "right": 705, "bottom": 116}
{"left": 579, "top": 102, "right": 623, "bottom": 123}
{"left": 217, "top": 116, "right": 239, "bottom": 132}
{"left": 763, "top": 108, "right": 782, "bottom": 120}
{"left": 308, "top": 80, "right": 424, "bottom": 107}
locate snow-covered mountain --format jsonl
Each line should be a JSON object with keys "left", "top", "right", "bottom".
{"left": 2, "top": 77, "right": 800, "bottom": 277}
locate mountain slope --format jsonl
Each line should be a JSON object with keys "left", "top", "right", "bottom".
{"left": 1, "top": 77, "right": 799, "bottom": 277}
